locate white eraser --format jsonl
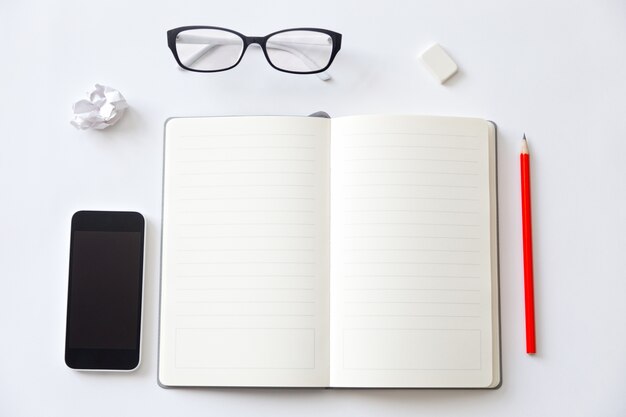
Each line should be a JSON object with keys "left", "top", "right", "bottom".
{"left": 420, "top": 43, "right": 458, "bottom": 84}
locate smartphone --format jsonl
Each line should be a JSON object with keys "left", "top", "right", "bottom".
{"left": 64, "top": 211, "right": 145, "bottom": 371}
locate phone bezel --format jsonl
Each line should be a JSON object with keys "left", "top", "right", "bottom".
{"left": 64, "top": 210, "right": 145, "bottom": 371}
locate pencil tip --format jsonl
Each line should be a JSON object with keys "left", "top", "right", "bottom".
{"left": 523, "top": 133, "right": 527, "bottom": 141}
{"left": 521, "top": 135, "right": 529, "bottom": 154}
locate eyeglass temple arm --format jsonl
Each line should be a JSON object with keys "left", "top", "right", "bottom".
{"left": 176, "top": 34, "right": 332, "bottom": 81}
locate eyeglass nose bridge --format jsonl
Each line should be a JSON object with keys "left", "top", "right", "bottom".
{"left": 245, "top": 36, "right": 266, "bottom": 47}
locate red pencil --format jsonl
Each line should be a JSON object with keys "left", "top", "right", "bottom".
{"left": 520, "top": 135, "right": 536, "bottom": 354}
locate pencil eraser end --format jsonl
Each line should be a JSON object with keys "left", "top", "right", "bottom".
{"left": 420, "top": 43, "right": 458, "bottom": 84}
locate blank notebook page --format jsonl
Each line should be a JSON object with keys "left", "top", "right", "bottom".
{"left": 159, "top": 117, "right": 331, "bottom": 387}
{"left": 329, "top": 115, "right": 498, "bottom": 387}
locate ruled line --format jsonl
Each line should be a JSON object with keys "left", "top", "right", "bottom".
{"left": 177, "top": 145, "right": 316, "bottom": 150}
{"left": 179, "top": 133, "right": 318, "bottom": 138}
{"left": 344, "top": 197, "right": 478, "bottom": 201}
{"left": 176, "top": 314, "right": 315, "bottom": 317}
{"left": 178, "top": 185, "right": 315, "bottom": 189}
{"left": 177, "top": 301, "right": 316, "bottom": 304}
{"left": 176, "top": 209, "right": 315, "bottom": 213}
{"left": 176, "top": 249, "right": 314, "bottom": 253}
{"left": 177, "top": 235, "right": 314, "bottom": 239}
{"left": 177, "top": 287, "right": 315, "bottom": 291}
{"left": 176, "top": 261, "right": 316, "bottom": 265}
{"left": 344, "top": 248, "right": 479, "bottom": 253}
{"left": 176, "top": 222, "right": 315, "bottom": 226}
{"left": 344, "top": 209, "right": 478, "bottom": 214}
{"left": 345, "top": 158, "right": 478, "bottom": 163}
{"left": 343, "top": 236, "right": 479, "bottom": 240}
{"left": 344, "top": 171, "right": 477, "bottom": 175}
{"left": 178, "top": 274, "right": 315, "bottom": 278}
{"left": 177, "top": 197, "right": 315, "bottom": 201}
{"left": 344, "top": 314, "right": 480, "bottom": 318}
{"left": 344, "top": 275, "right": 480, "bottom": 279}
{"left": 343, "top": 262, "right": 480, "bottom": 266}
{"left": 345, "top": 301, "right": 480, "bottom": 305}
{"left": 176, "top": 246, "right": 314, "bottom": 250}
{"left": 343, "top": 288, "right": 480, "bottom": 292}
{"left": 178, "top": 171, "right": 316, "bottom": 176}
{"left": 176, "top": 158, "right": 316, "bottom": 163}
{"left": 344, "top": 184, "right": 478, "bottom": 189}
{"left": 342, "top": 327, "right": 481, "bottom": 330}
{"left": 341, "top": 132, "right": 478, "bottom": 139}
{"left": 344, "top": 222, "right": 479, "bottom": 227}
{"left": 346, "top": 144, "right": 479, "bottom": 151}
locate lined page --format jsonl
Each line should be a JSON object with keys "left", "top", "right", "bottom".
{"left": 329, "top": 115, "right": 498, "bottom": 388}
{"left": 159, "top": 117, "right": 330, "bottom": 387}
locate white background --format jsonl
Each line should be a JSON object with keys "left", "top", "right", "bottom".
{"left": 1, "top": 0, "right": 625, "bottom": 415}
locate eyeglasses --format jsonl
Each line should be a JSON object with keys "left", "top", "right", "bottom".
{"left": 167, "top": 26, "right": 342, "bottom": 81}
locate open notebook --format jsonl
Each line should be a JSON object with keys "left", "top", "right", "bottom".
{"left": 158, "top": 115, "right": 500, "bottom": 388}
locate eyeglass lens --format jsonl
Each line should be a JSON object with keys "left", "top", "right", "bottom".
{"left": 265, "top": 30, "right": 333, "bottom": 73}
{"left": 175, "top": 29, "right": 244, "bottom": 71}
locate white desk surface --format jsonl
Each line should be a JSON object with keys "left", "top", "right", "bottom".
{"left": 2, "top": 0, "right": 626, "bottom": 415}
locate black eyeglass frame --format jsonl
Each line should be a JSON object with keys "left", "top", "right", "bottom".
{"left": 167, "top": 26, "right": 342, "bottom": 74}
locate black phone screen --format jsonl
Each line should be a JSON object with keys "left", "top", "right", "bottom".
{"left": 68, "top": 231, "right": 142, "bottom": 349}
{"left": 65, "top": 211, "right": 144, "bottom": 370}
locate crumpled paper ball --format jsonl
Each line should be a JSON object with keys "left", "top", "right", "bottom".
{"left": 70, "top": 84, "right": 128, "bottom": 130}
